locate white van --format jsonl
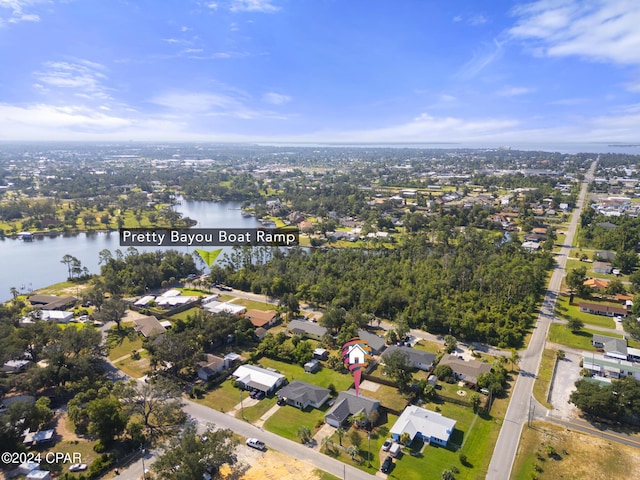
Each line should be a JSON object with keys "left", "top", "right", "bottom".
{"left": 389, "top": 442, "right": 401, "bottom": 458}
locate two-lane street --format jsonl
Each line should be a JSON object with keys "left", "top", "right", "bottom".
{"left": 486, "top": 158, "right": 597, "bottom": 479}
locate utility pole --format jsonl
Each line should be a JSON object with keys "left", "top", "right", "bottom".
{"left": 367, "top": 431, "right": 371, "bottom": 467}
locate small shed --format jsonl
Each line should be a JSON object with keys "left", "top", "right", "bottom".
{"left": 313, "top": 348, "right": 329, "bottom": 360}
{"left": 427, "top": 374, "right": 438, "bottom": 387}
{"left": 304, "top": 359, "right": 321, "bottom": 373}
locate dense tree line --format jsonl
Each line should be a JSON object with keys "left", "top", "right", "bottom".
{"left": 570, "top": 376, "right": 640, "bottom": 421}
{"left": 97, "top": 248, "right": 198, "bottom": 295}
{"left": 214, "top": 230, "right": 553, "bottom": 348}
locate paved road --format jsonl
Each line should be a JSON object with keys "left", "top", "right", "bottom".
{"left": 183, "top": 399, "right": 379, "bottom": 480}
{"left": 486, "top": 159, "right": 597, "bottom": 480}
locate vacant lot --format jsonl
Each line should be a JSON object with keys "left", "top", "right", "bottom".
{"left": 512, "top": 421, "right": 640, "bottom": 479}
{"left": 263, "top": 403, "right": 328, "bottom": 441}
{"left": 548, "top": 324, "right": 624, "bottom": 351}
{"left": 196, "top": 378, "right": 242, "bottom": 413}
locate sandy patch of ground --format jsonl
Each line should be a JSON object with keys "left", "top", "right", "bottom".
{"left": 360, "top": 380, "right": 380, "bottom": 392}
{"left": 222, "top": 449, "right": 323, "bottom": 480}
{"left": 54, "top": 412, "right": 82, "bottom": 442}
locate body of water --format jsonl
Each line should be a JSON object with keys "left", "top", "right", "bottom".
{"left": 0, "top": 200, "right": 259, "bottom": 302}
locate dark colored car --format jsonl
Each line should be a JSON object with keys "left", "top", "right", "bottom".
{"left": 381, "top": 456, "right": 393, "bottom": 473}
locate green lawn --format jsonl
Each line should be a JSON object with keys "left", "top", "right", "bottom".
{"left": 555, "top": 294, "right": 615, "bottom": 329}
{"left": 358, "top": 383, "right": 408, "bottom": 412}
{"left": 258, "top": 357, "right": 353, "bottom": 391}
{"left": 237, "top": 396, "right": 277, "bottom": 423}
{"left": 114, "top": 350, "right": 150, "bottom": 378}
{"left": 169, "top": 306, "right": 201, "bottom": 321}
{"left": 412, "top": 340, "right": 443, "bottom": 354}
{"left": 263, "top": 403, "right": 328, "bottom": 441}
{"left": 106, "top": 326, "right": 144, "bottom": 360}
{"left": 548, "top": 324, "right": 623, "bottom": 351}
{"left": 323, "top": 423, "right": 390, "bottom": 474}
{"left": 230, "top": 297, "right": 278, "bottom": 311}
{"left": 532, "top": 349, "right": 557, "bottom": 408}
{"left": 565, "top": 258, "right": 630, "bottom": 282}
{"left": 178, "top": 288, "right": 209, "bottom": 297}
{"left": 196, "top": 379, "right": 242, "bottom": 413}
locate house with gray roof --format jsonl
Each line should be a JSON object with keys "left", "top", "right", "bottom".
{"left": 277, "top": 380, "right": 330, "bottom": 410}
{"left": 382, "top": 345, "right": 436, "bottom": 371}
{"left": 324, "top": 389, "right": 380, "bottom": 427}
{"left": 288, "top": 319, "right": 327, "bottom": 340}
{"left": 133, "top": 315, "right": 167, "bottom": 338}
{"left": 438, "top": 354, "right": 492, "bottom": 388}
{"left": 357, "top": 329, "right": 387, "bottom": 355}
{"left": 592, "top": 334, "right": 628, "bottom": 361}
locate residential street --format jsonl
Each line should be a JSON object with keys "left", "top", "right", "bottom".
{"left": 486, "top": 159, "right": 597, "bottom": 479}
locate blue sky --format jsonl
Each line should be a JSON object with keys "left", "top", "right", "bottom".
{"left": 0, "top": 0, "right": 639, "bottom": 144}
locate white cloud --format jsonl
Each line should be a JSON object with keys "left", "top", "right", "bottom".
{"left": 457, "top": 38, "right": 505, "bottom": 78}
{"left": 206, "top": 2, "right": 218, "bottom": 9}
{"left": 230, "top": 0, "right": 279, "bottom": 13}
{"left": 34, "top": 60, "right": 112, "bottom": 101}
{"left": 497, "top": 86, "right": 536, "bottom": 96}
{"left": 0, "top": 0, "right": 44, "bottom": 25}
{"left": 262, "top": 92, "right": 291, "bottom": 105}
{"left": 510, "top": 0, "right": 640, "bottom": 65}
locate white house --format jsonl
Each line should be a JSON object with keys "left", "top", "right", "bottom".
{"left": 203, "top": 301, "right": 247, "bottom": 315}
{"left": 232, "top": 364, "right": 285, "bottom": 394}
{"left": 40, "top": 310, "right": 73, "bottom": 323}
{"left": 390, "top": 405, "right": 456, "bottom": 447}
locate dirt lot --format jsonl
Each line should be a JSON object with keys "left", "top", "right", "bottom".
{"left": 513, "top": 421, "right": 640, "bottom": 479}
{"left": 222, "top": 448, "right": 326, "bottom": 480}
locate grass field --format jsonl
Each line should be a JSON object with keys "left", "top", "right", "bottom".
{"left": 565, "top": 258, "right": 630, "bottom": 282}
{"left": 359, "top": 383, "right": 409, "bottom": 412}
{"left": 263, "top": 403, "right": 328, "bottom": 441}
{"left": 548, "top": 324, "right": 623, "bottom": 351}
{"left": 107, "top": 333, "right": 144, "bottom": 361}
{"left": 511, "top": 421, "right": 640, "bottom": 479}
{"left": 258, "top": 357, "right": 354, "bottom": 392}
{"left": 554, "top": 294, "right": 616, "bottom": 329}
{"left": 412, "top": 340, "right": 444, "bottom": 354}
{"left": 238, "top": 396, "right": 278, "bottom": 422}
{"left": 532, "top": 349, "right": 557, "bottom": 408}
{"left": 196, "top": 378, "right": 242, "bottom": 413}
{"left": 169, "top": 306, "right": 201, "bottom": 321}
{"left": 230, "top": 297, "right": 277, "bottom": 311}
{"left": 114, "top": 350, "right": 150, "bottom": 378}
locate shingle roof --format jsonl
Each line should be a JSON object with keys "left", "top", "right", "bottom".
{"left": 288, "top": 319, "right": 328, "bottom": 337}
{"left": 277, "top": 380, "right": 330, "bottom": 406}
{"left": 324, "top": 389, "right": 379, "bottom": 425}
{"left": 133, "top": 315, "right": 166, "bottom": 338}
{"left": 357, "top": 329, "right": 387, "bottom": 353}
{"left": 383, "top": 345, "right": 436, "bottom": 367}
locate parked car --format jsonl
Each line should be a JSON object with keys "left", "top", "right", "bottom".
{"left": 246, "top": 438, "right": 266, "bottom": 450}
{"left": 381, "top": 456, "right": 393, "bottom": 473}
{"left": 382, "top": 438, "right": 392, "bottom": 451}
{"left": 254, "top": 390, "right": 265, "bottom": 400}
{"left": 69, "top": 464, "right": 88, "bottom": 472}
